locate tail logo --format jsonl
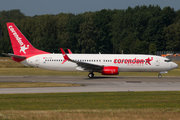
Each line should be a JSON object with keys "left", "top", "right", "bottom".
{"left": 20, "top": 45, "right": 29, "bottom": 54}
{"left": 8, "top": 25, "right": 29, "bottom": 54}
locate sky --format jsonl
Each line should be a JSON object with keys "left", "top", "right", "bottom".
{"left": 0, "top": 0, "right": 180, "bottom": 16}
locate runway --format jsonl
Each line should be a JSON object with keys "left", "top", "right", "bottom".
{"left": 0, "top": 76, "right": 180, "bottom": 93}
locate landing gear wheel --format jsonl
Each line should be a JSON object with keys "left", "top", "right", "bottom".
{"left": 158, "top": 74, "right": 162, "bottom": 78}
{"left": 88, "top": 72, "right": 94, "bottom": 78}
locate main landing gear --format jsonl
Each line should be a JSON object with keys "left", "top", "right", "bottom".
{"left": 158, "top": 74, "right": 162, "bottom": 78}
{"left": 88, "top": 72, "right": 94, "bottom": 78}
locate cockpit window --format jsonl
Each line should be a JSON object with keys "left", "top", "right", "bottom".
{"left": 164, "top": 60, "right": 171, "bottom": 62}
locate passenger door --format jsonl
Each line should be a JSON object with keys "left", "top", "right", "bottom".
{"left": 155, "top": 58, "right": 160, "bottom": 66}
{"left": 35, "top": 57, "right": 40, "bottom": 66}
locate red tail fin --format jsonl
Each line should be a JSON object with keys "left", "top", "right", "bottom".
{"left": 6, "top": 22, "right": 49, "bottom": 56}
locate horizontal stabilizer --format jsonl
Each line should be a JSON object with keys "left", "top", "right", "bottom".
{"left": 2, "top": 53, "right": 26, "bottom": 59}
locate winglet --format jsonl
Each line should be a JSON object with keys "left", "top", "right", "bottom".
{"left": 67, "top": 49, "right": 73, "bottom": 54}
{"left": 60, "top": 48, "right": 70, "bottom": 64}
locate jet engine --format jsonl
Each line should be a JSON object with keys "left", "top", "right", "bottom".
{"left": 101, "top": 66, "right": 119, "bottom": 75}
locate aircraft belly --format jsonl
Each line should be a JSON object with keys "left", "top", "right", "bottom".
{"left": 118, "top": 65, "right": 158, "bottom": 72}
{"left": 39, "top": 66, "right": 76, "bottom": 71}
{"left": 118, "top": 64, "right": 144, "bottom": 72}
{"left": 39, "top": 62, "right": 77, "bottom": 71}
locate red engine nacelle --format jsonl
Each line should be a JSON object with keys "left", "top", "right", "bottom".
{"left": 101, "top": 66, "right": 119, "bottom": 75}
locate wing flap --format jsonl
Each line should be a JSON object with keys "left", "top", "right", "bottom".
{"left": 76, "top": 62, "right": 102, "bottom": 70}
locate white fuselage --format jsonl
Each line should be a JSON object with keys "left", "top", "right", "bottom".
{"left": 21, "top": 54, "right": 178, "bottom": 73}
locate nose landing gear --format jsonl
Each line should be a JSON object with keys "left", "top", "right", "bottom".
{"left": 88, "top": 72, "right": 94, "bottom": 78}
{"left": 158, "top": 71, "right": 168, "bottom": 78}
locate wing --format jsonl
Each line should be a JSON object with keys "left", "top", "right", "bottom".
{"left": 60, "top": 48, "right": 102, "bottom": 71}
{"left": 67, "top": 49, "right": 73, "bottom": 54}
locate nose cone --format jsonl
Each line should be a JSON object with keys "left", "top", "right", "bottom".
{"left": 172, "top": 62, "right": 178, "bottom": 69}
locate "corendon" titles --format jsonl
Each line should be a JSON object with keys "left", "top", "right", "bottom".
{"left": 9, "top": 25, "right": 24, "bottom": 46}
{"left": 114, "top": 57, "right": 153, "bottom": 65}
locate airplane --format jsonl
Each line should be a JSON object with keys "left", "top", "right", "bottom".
{"left": 3, "top": 22, "right": 178, "bottom": 78}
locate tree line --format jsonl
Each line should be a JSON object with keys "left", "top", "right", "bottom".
{"left": 0, "top": 5, "right": 180, "bottom": 56}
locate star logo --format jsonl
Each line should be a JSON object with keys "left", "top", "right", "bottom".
{"left": 145, "top": 57, "right": 153, "bottom": 65}
{"left": 20, "top": 45, "right": 29, "bottom": 54}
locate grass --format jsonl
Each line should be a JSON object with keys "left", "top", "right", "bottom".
{"left": 0, "top": 92, "right": 180, "bottom": 120}
{"left": 0, "top": 92, "right": 180, "bottom": 110}
{"left": 0, "top": 57, "right": 29, "bottom": 68}
{"left": 0, "top": 82, "right": 81, "bottom": 88}
{"left": 0, "top": 109, "right": 180, "bottom": 120}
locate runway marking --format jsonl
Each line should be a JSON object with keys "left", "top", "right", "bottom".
{"left": 126, "top": 81, "right": 142, "bottom": 83}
